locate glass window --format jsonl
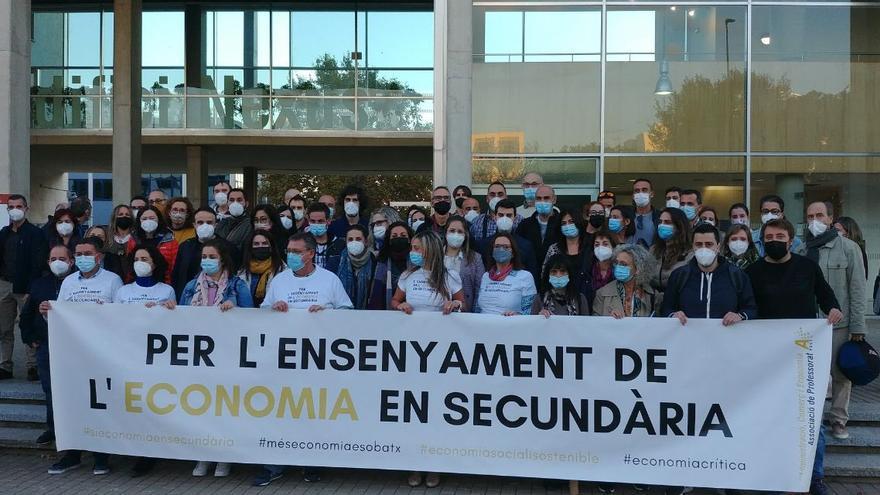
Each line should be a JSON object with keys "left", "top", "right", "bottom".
{"left": 142, "top": 12, "right": 185, "bottom": 67}
{"left": 364, "top": 12, "right": 434, "bottom": 68}
{"left": 472, "top": 157, "right": 598, "bottom": 187}
{"left": 752, "top": 6, "right": 880, "bottom": 152}
{"left": 66, "top": 12, "right": 101, "bottom": 67}
{"left": 605, "top": 6, "right": 747, "bottom": 153}
{"left": 291, "top": 11, "right": 355, "bottom": 68}
{"left": 472, "top": 6, "right": 601, "bottom": 154}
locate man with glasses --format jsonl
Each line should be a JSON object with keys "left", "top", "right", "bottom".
{"left": 632, "top": 178, "right": 661, "bottom": 248}
{"left": 255, "top": 231, "right": 352, "bottom": 487}
{"left": 598, "top": 190, "right": 616, "bottom": 216}
{"left": 420, "top": 186, "right": 454, "bottom": 234}
{"left": 518, "top": 172, "right": 544, "bottom": 217}
{"left": 753, "top": 194, "right": 805, "bottom": 257}
{"left": 147, "top": 190, "right": 167, "bottom": 214}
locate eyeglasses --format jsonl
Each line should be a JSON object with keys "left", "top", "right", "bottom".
{"left": 148, "top": 198, "right": 166, "bottom": 205}
{"left": 761, "top": 209, "right": 782, "bottom": 215}
{"left": 432, "top": 195, "right": 451, "bottom": 201}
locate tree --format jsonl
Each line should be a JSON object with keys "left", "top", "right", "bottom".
{"left": 258, "top": 174, "right": 432, "bottom": 208}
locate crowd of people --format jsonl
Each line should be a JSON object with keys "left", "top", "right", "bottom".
{"left": 0, "top": 173, "right": 872, "bottom": 495}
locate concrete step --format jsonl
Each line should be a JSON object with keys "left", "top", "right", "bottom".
{"left": 824, "top": 452, "right": 880, "bottom": 481}
{"left": 824, "top": 402, "right": 880, "bottom": 426}
{"left": 827, "top": 425, "right": 880, "bottom": 454}
{"left": 0, "top": 403, "right": 46, "bottom": 427}
{"left": 0, "top": 426, "right": 52, "bottom": 450}
{"left": 0, "top": 380, "right": 45, "bottom": 404}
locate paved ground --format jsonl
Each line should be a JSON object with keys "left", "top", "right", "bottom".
{"left": 4, "top": 319, "right": 880, "bottom": 494}
{"left": 0, "top": 450, "right": 878, "bottom": 495}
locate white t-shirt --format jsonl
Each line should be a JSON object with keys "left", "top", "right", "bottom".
{"left": 477, "top": 270, "right": 537, "bottom": 315}
{"left": 114, "top": 281, "right": 176, "bottom": 304}
{"left": 260, "top": 266, "right": 353, "bottom": 310}
{"left": 397, "top": 269, "right": 463, "bottom": 312}
{"left": 58, "top": 269, "right": 123, "bottom": 304}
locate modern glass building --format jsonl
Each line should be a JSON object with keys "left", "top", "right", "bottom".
{"left": 0, "top": 0, "right": 877, "bottom": 279}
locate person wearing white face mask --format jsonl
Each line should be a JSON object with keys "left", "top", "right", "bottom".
{"left": 443, "top": 216, "right": 485, "bottom": 312}
{"left": 518, "top": 172, "right": 544, "bottom": 218}
{"left": 135, "top": 206, "right": 180, "bottom": 284}
{"left": 483, "top": 200, "right": 538, "bottom": 284}
{"left": 589, "top": 232, "right": 618, "bottom": 308}
{"left": 47, "top": 237, "right": 122, "bottom": 476}
{"left": 215, "top": 188, "right": 253, "bottom": 252}
{"left": 804, "top": 201, "right": 866, "bottom": 441}
{"left": 0, "top": 194, "right": 48, "bottom": 382}
{"left": 367, "top": 206, "right": 401, "bottom": 255}
{"left": 172, "top": 208, "right": 240, "bottom": 300}
{"left": 20, "top": 245, "right": 73, "bottom": 446}
{"left": 471, "top": 182, "right": 524, "bottom": 246}
{"left": 728, "top": 203, "right": 750, "bottom": 228}
{"left": 211, "top": 181, "right": 232, "bottom": 220}
{"left": 721, "top": 224, "right": 759, "bottom": 270}
{"left": 250, "top": 204, "right": 288, "bottom": 254}
{"left": 336, "top": 224, "right": 377, "bottom": 309}
{"left": 48, "top": 208, "right": 81, "bottom": 251}
{"left": 660, "top": 223, "right": 757, "bottom": 326}
{"left": 329, "top": 185, "right": 370, "bottom": 239}
{"left": 461, "top": 197, "right": 481, "bottom": 225}
{"left": 166, "top": 197, "right": 196, "bottom": 244}
{"left": 664, "top": 186, "right": 682, "bottom": 210}
{"left": 753, "top": 194, "right": 806, "bottom": 257}
{"left": 632, "top": 178, "right": 661, "bottom": 248}
{"left": 287, "top": 195, "right": 308, "bottom": 233}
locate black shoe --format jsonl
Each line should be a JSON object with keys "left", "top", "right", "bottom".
{"left": 48, "top": 456, "right": 81, "bottom": 475}
{"left": 303, "top": 468, "right": 321, "bottom": 482}
{"left": 253, "top": 468, "right": 283, "bottom": 487}
{"left": 27, "top": 367, "right": 39, "bottom": 381}
{"left": 810, "top": 478, "right": 829, "bottom": 495}
{"left": 632, "top": 486, "right": 647, "bottom": 492}
{"left": 0, "top": 369, "right": 12, "bottom": 380}
{"left": 598, "top": 484, "right": 616, "bottom": 493}
{"left": 665, "top": 488, "right": 686, "bottom": 495}
{"left": 35, "top": 430, "right": 55, "bottom": 446}
{"left": 131, "top": 457, "right": 156, "bottom": 477}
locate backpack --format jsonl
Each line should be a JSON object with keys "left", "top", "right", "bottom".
{"left": 838, "top": 340, "right": 880, "bottom": 386}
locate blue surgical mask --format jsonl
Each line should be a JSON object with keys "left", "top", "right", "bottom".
{"left": 75, "top": 255, "right": 96, "bottom": 273}
{"left": 523, "top": 187, "right": 537, "bottom": 201}
{"left": 535, "top": 202, "right": 553, "bottom": 216}
{"left": 200, "top": 258, "right": 220, "bottom": 275}
{"left": 608, "top": 218, "right": 623, "bottom": 233}
{"left": 657, "top": 224, "right": 675, "bottom": 240}
{"left": 561, "top": 224, "right": 579, "bottom": 238}
{"left": 682, "top": 205, "right": 697, "bottom": 221}
{"left": 409, "top": 251, "right": 424, "bottom": 267}
{"left": 493, "top": 248, "right": 513, "bottom": 264}
{"left": 287, "top": 252, "right": 305, "bottom": 271}
{"left": 549, "top": 274, "right": 569, "bottom": 289}
{"left": 614, "top": 265, "right": 632, "bottom": 282}
{"left": 309, "top": 223, "right": 328, "bottom": 237}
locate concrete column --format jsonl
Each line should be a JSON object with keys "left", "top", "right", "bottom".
{"left": 0, "top": 0, "right": 31, "bottom": 197}
{"left": 242, "top": 167, "right": 258, "bottom": 205}
{"left": 433, "top": 0, "right": 473, "bottom": 189}
{"left": 112, "top": 0, "right": 143, "bottom": 206}
{"left": 186, "top": 146, "right": 208, "bottom": 208}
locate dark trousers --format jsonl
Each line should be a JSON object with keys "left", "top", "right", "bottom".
{"left": 36, "top": 343, "right": 52, "bottom": 430}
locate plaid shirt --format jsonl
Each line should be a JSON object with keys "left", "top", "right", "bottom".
{"left": 469, "top": 213, "right": 524, "bottom": 242}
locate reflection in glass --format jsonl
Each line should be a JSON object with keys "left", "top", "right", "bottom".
{"left": 752, "top": 6, "right": 880, "bottom": 152}
{"left": 605, "top": 6, "right": 747, "bottom": 152}
{"left": 357, "top": 99, "right": 432, "bottom": 131}
{"left": 291, "top": 11, "right": 355, "bottom": 68}
{"left": 364, "top": 12, "right": 434, "bottom": 68}
{"left": 473, "top": 6, "right": 601, "bottom": 154}
{"left": 472, "top": 157, "right": 598, "bottom": 186}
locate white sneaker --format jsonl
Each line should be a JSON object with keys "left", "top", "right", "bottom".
{"left": 214, "top": 463, "right": 231, "bottom": 477}
{"left": 192, "top": 461, "right": 211, "bottom": 477}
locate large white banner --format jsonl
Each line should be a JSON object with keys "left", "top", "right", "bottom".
{"left": 49, "top": 302, "right": 830, "bottom": 492}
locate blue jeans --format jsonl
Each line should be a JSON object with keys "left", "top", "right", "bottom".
{"left": 264, "top": 464, "right": 284, "bottom": 476}
{"left": 813, "top": 425, "right": 826, "bottom": 480}
{"left": 36, "top": 343, "right": 52, "bottom": 430}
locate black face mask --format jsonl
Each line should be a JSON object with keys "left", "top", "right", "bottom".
{"left": 588, "top": 215, "right": 605, "bottom": 229}
{"left": 252, "top": 247, "right": 272, "bottom": 261}
{"left": 389, "top": 237, "right": 411, "bottom": 254}
{"left": 116, "top": 216, "right": 133, "bottom": 230}
{"left": 433, "top": 201, "right": 452, "bottom": 215}
{"left": 454, "top": 197, "right": 466, "bottom": 209}
{"left": 764, "top": 241, "right": 789, "bottom": 261}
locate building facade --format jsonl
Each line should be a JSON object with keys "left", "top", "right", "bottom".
{"left": 0, "top": 0, "right": 878, "bottom": 279}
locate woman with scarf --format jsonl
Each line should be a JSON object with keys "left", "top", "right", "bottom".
{"left": 593, "top": 244, "right": 660, "bottom": 319}
{"left": 134, "top": 206, "right": 179, "bottom": 284}
{"left": 337, "top": 224, "right": 377, "bottom": 309}
{"left": 179, "top": 239, "right": 252, "bottom": 478}
{"left": 113, "top": 244, "right": 176, "bottom": 477}
{"left": 531, "top": 255, "right": 589, "bottom": 316}
{"left": 476, "top": 232, "right": 537, "bottom": 315}
{"left": 237, "top": 230, "right": 286, "bottom": 307}
{"left": 443, "top": 215, "right": 484, "bottom": 312}
{"left": 368, "top": 221, "right": 413, "bottom": 310}
{"left": 721, "top": 223, "right": 760, "bottom": 271}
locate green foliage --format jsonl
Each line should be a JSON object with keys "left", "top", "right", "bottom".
{"left": 258, "top": 174, "right": 432, "bottom": 207}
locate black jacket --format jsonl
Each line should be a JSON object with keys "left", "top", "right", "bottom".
{"left": 516, "top": 213, "right": 560, "bottom": 273}
{"left": 0, "top": 220, "right": 48, "bottom": 293}
{"left": 661, "top": 257, "right": 758, "bottom": 320}
{"left": 171, "top": 236, "right": 240, "bottom": 299}
{"left": 20, "top": 273, "right": 65, "bottom": 345}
